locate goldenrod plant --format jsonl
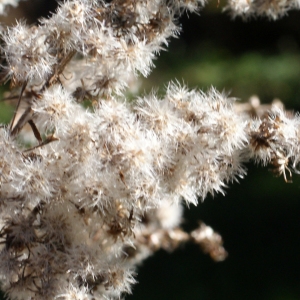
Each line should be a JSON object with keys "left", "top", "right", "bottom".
{"left": 0, "top": 0, "right": 299, "bottom": 299}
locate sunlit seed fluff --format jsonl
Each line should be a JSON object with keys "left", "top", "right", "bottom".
{"left": 155, "top": 199, "right": 183, "bottom": 229}
{"left": 133, "top": 85, "right": 248, "bottom": 203}
{"left": 226, "top": 0, "right": 300, "bottom": 19}
{"left": 184, "top": 88, "right": 247, "bottom": 154}
{"left": 55, "top": 283, "right": 91, "bottom": 300}
{"left": 135, "top": 92, "right": 183, "bottom": 137}
{"left": 32, "top": 84, "right": 85, "bottom": 135}
{"left": 0, "top": 0, "right": 21, "bottom": 15}
{"left": 269, "top": 107, "right": 299, "bottom": 144}
{"left": 10, "top": 157, "right": 58, "bottom": 208}
{"left": 2, "top": 23, "right": 57, "bottom": 83}
{"left": 247, "top": 107, "right": 300, "bottom": 167}
{"left": 92, "top": 99, "right": 162, "bottom": 209}
{"left": 0, "top": 126, "right": 20, "bottom": 165}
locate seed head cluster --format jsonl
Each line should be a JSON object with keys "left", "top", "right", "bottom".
{"left": 0, "top": 0, "right": 299, "bottom": 299}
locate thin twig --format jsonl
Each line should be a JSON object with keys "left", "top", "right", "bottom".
{"left": 9, "top": 80, "right": 27, "bottom": 134}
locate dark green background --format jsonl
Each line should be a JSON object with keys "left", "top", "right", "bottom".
{"left": 1, "top": 1, "right": 300, "bottom": 299}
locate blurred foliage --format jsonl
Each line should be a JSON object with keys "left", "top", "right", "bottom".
{"left": 0, "top": 103, "right": 13, "bottom": 124}
{"left": 144, "top": 49, "right": 300, "bottom": 108}
{"left": 141, "top": 9, "right": 300, "bottom": 110}
{"left": 0, "top": 88, "right": 14, "bottom": 124}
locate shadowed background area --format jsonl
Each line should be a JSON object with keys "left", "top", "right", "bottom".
{"left": 1, "top": 1, "right": 300, "bottom": 300}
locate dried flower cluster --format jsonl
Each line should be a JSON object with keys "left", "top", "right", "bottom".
{"left": 0, "top": 0, "right": 299, "bottom": 299}
{"left": 225, "top": 0, "right": 300, "bottom": 19}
